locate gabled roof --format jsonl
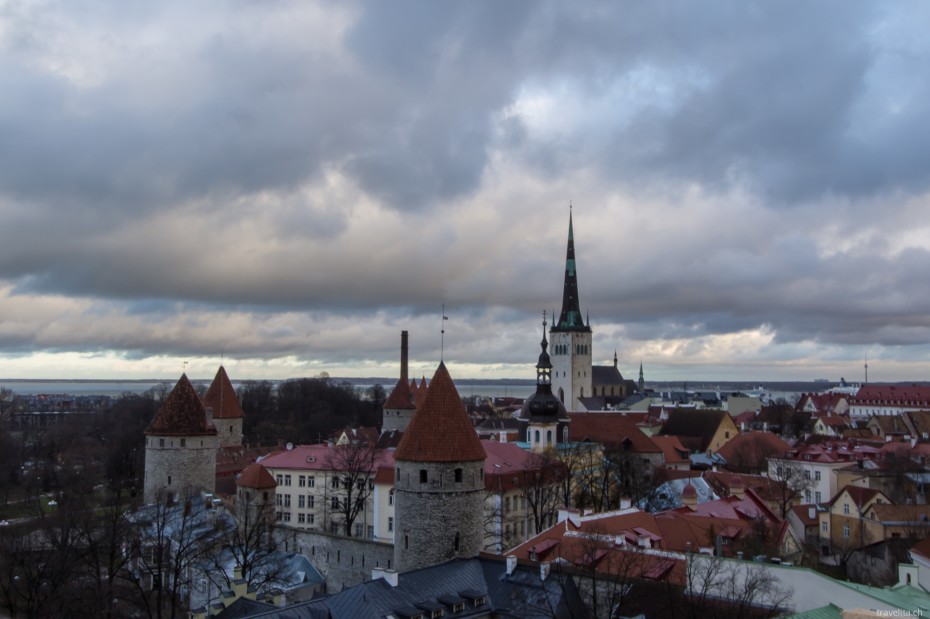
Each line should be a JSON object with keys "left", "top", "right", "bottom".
{"left": 144, "top": 374, "right": 216, "bottom": 436}
{"left": 829, "top": 485, "right": 888, "bottom": 510}
{"left": 203, "top": 366, "right": 245, "bottom": 420}
{"left": 866, "top": 503, "right": 930, "bottom": 525}
{"left": 716, "top": 431, "right": 790, "bottom": 465}
{"left": 236, "top": 462, "right": 277, "bottom": 489}
{"left": 659, "top": 408, "right": 732, "bottom": 452}
{"left": 395, "top": 363, "right": 485, "bottom": 463}
{"left": 852, "top": 384, "right": 930, "bottom": 407}
{"left": 592, "top": 365, "right": 624, "bottom": 385}
{"left": 869, "top": 415, "right": 911, "bottom": 435}
{"left": 567, "top": 412, "right": 661, "bottom": 453}
{"left": 650, "top": 435, "right": 689, "bottom": 464}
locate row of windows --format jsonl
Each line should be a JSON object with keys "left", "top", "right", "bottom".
{"left": 398, "top": 467, "right": 478, "bottom": 485}
{"left": 503, "top": 495, "right": 527, "bottom": 513}
{"left": 551, "top": 344, "right": 590, "bottom": 355}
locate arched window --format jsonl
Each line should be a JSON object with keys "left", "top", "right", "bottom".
{"left": 546, "top": 430, "right": 552, "bottom": 444}
{"left": 454, "top": 532, "right": 461, "bottom": 552}
{"left": 535, "top": 430, "right": 541, "bottom": 443}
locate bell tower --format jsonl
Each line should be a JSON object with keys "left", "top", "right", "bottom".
{"left": 550, "top": 210, "right": 592, "bottom": 411}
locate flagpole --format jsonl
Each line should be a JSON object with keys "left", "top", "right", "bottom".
{"left": 441, "top": 304, "right": 449, "bottom": 362}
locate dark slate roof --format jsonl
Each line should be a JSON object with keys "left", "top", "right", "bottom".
{"left": 476, "top": 418, "right": 523, "bottom": 431}
{"left": 214, "top": 597, "right": 278, "bottom": 618}
{"left": 144, "top": 374, "right": 217, "bottom": 437}
{"left": 231, "top": 557, "right": 587, "bottom": 619}
{"left": 659, "top": 408, "right": 729, "bottom": 452}
{"left": 395, "top": 363, "right": 485, "bottom": 463}
{"left": 592, "top": 365, "right": 624, "bottom": 385}
{"left": 203, "top": 365, "right": 245, "bottom": 419}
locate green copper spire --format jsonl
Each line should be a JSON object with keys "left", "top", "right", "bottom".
{"left": 553, "top": 209, "right": 590, "bottom": 333}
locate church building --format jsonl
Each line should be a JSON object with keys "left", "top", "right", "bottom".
{"left": 550, "top": 211, "right": 634, "bottom": 411}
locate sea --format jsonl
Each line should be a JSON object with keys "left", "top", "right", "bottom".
{"left": 0, "top": 377, "right": 856, "bottom": 403}
{"left": 0, "top": 378, "right": 538, "bottom": 400}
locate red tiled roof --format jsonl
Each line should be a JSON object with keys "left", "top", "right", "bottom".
{"left": 384, "top": 376, "right": 416, "bottom": 410}
{"left": 260, "top": 443, "right": 395, "bottom": 472}
{"left": 482, "top": 440, "right": 567, "bottom": 492}
{"left": 145, "top": 374, "right": 217, "bottom": 436}
{"left": 203, "top": 366, "right": 245, "bottom": 419}
{"left": 236, "top": 463, "right": 277, "bottom": 489}
{"left": 395, "top": 362, "right": 485, "bottom": 463}
{"left": 716, "top": 431, "right": 790, "bottom": 462}
{"left": 651, "top": 435, "right": 689, "bottom": 464}
{"left": 852, "top": 384, "right": 930, "bottom": 407}
{"left": 567, "top": 413, "right": 661, "bottom": 453}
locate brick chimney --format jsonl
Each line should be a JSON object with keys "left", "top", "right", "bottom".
{"left": 400, "top": 331, "right": 409, "bottom": 382}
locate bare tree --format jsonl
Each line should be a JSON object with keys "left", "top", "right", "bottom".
{"left": 522, "top": 453, "right": 568, "bottom": 535}
{"left": 684, "top": 553, "right": 791, "bottom": 619}
{"left": 767, "top": 459, "right": 814, "bottom": 519}
{"left": 207, "top": 491, "right": 285, "bottom": 596}
{"left": 326, "top": 441, "right": 377, "bottom": 537}
{"left": 130, "top": 490, "right": 227, "bottom": 619}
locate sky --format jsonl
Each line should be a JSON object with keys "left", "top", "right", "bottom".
{"left": 1, "top": 1, "right": 930, "bottom": 383}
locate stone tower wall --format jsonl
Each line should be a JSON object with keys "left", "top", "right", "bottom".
{"left": 382, "top": 407, "right": 414, "bottom": 434}
{"left": 551, "top": 330, "right": 592, "bottom": 411}
{"left": 143, "top": 434, "right": 218, "bottom": 504}
{"left": 215, "top": 418, "right": 243, "bottom": 448}
{"left": 393, "top": 459, "right": 485, "bottom": 572}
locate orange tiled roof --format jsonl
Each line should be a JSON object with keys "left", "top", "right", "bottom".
{"left": 650, "top": 435, "right": 690, "bottom": 464}
{"left": 203, "top": 366, "right": 245, "bottom": 419}
{"left": 236, "top": 463, "right": 277, "bottom": 489}
{"left": 384, "top": 376, "right": 416, "bottom": 410}
{"left": 145, "top": 374, "right": 216, "bottom": 436}
{"left": 395, "top": 362, "right": 485, "bottom": 463}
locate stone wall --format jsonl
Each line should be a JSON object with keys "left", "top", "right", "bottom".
{"left": 214, "top": 418, "right": 243, "bottom": 448}
{"left": 382, "top": 407, "right": 414, "bottom": 433}
{"left": 273, "top": 526, "right": 394, "bottom": 593}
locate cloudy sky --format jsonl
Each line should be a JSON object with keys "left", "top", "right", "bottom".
{"left": 1, "top": 1, "right": 929, "bottom": 383}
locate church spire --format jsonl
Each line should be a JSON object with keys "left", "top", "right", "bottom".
{"left": 536, "top": 312, "right": 552, "bottom": 389}
{"left": 638, "top": 360, "right": 645, "bottom": 393}
{"left": 553, "top": 209, "right": 590, "bottom": 333}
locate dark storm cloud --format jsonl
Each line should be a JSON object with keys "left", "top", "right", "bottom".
{"left": 3, "top": 0, "right": 930, "bottom": 377}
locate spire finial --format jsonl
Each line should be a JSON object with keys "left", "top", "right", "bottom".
{"left": 182, "top": 360, "right": 188, "bottom": 375}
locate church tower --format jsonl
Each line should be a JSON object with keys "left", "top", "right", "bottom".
{"left": 520, "top": 314, "right": 568, "bottom": 452}
{"left": 393, "top": 362, "right": 486, "bottom": 572}
{"left": 143, "top": 374, "right": 218, "bottom": 504}
{"left": 550, "top": 211, "right": 592, "bottom": 411}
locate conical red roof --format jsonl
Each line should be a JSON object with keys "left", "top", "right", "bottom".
{"left": 395, "top": 363, "right": 484, "bottom": 463}
{"left": 203, "top": 366, "right": 245, "bottom": 419}
{"left": 145, "top": 374, "right": 217, "bottom": 436}
{"left": 384, "top": 376, "right": 416, "bottom": 410}
{"left": 237, "top": 463, "right": 277, "bottom": 489}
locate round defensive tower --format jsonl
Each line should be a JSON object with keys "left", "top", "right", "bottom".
{"left": 393, "top": 362, "right": 486, "bottom": 573}
{"left": 143, "top": 373, "right": 218, "bottom": 504}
